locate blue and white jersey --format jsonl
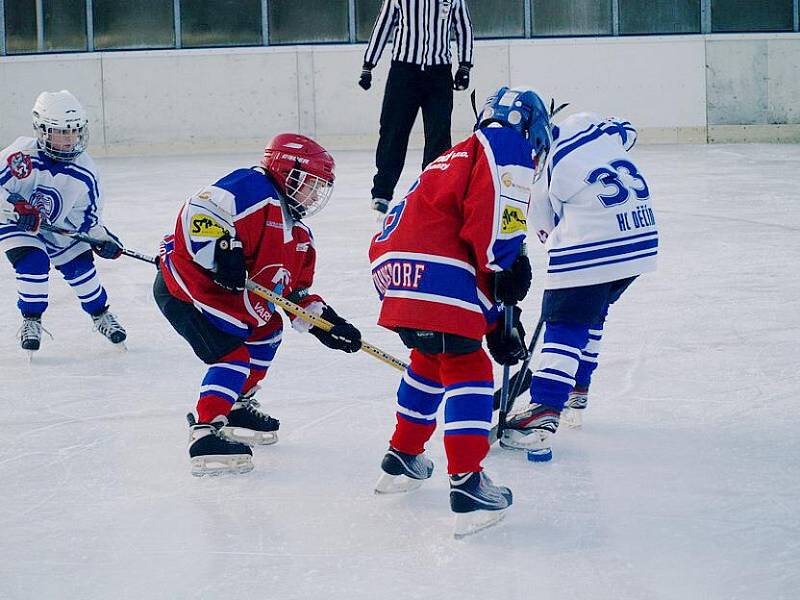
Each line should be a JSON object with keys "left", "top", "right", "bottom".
{"left": 0, "top": 136, "right": 105, "bottom": 266}
{"left": 531, "top": 112, "right": 657, "bottom": 289}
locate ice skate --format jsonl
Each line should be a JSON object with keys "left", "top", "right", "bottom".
{"left": 374, "top": 447, "right": 434, "bottom": 494}
{"left": 561, "top": 389, "right": 588, "bottom": 429}
{"left": 450, "top": 471, "right": 512, "bottom": 539}
{"left": 220, "top": 387, "right": 280, "bottom": 446}
{"left": 187, "top": 414, "right": 253, "bottom": 477}
{"left": 92, "top": 309, "right": 127, "bottom": 346}
{"left": 19, "top": 316, "right": 44, "bottom": 353}
{"left": 500, "top": 403, "right": 561, "bottom": 462}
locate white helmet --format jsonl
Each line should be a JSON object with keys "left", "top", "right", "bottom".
{"left": 32, "top": 90, "right": 89, "bottom": 162}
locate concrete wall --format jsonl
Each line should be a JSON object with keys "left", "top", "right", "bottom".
{"left": 0, "top": 33, "right": 798, "bottom": 156}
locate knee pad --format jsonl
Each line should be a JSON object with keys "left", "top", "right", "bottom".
{"left": 56, "top": 250, "right": 94, "bottom": 280}
{"left": 6, "top": 246, "right": 46, "bottom": 270}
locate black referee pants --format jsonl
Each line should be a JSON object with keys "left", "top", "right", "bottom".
{"left": 371, "top": 61, "right": 454, "bottom": 201}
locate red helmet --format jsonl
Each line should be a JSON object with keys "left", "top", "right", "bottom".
{"left": 261, "top": 133, "right": 335, "bottom": 219}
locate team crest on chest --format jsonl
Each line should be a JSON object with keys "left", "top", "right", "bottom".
{"left": 7, "top": 152, "right": 33, "bottom": 179}
{"left": 30, "top": 186, "right": 63, "bottom": 221}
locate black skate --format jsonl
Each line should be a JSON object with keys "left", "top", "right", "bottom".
{"left": 187, "top": 413, "right": 253, "bottom": 477}
{"left": 500, "top": 403, "right": 561, "bottom": 461}
{"left": 19, "top": 316, "right": 46, "bottom": 352}
{"left": 219, "top": 388, "right": 280, "bottom": 446}
{"left": 374, "top": 447, "right": 434, "bottom": 494}
{"left": 450, "top": 471, "right": 513, "bottom": 539}
{"left": 92, "top": 309, "right": 127, "bottom": 345}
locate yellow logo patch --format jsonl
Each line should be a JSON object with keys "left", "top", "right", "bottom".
{"left": 501, "top": 206, "right": 527, "bottom": 234}
{"left": 190, "top": 214, "right": 226, "bottom": 238}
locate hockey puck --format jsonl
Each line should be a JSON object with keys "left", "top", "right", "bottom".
{"left": 527, "top": 448, "right": 552, "bottom": 462}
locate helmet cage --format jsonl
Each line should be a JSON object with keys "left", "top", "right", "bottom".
{"left": 34, "top": 122, "right": 88, "bottom": 162}
{"left": 285, "top": 167, "right": 333, "bottom": 219}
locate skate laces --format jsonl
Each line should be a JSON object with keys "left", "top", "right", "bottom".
{"left": 92, "top": 311, "right": 123, "bottom": 336}
{"left": 17, "top": 318, "right": 52, "bottom": 342}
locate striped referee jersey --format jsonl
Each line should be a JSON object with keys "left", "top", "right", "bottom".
{"left": 364, "top": 0, "right": 474, "bottom": 67}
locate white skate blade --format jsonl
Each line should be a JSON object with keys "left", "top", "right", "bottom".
{"left": 220, "top": 426, "right": 278, "bottom": 446}
{"left": 374, "top": 472, "right": 424, "bottom": 495}
{"left": 453, "top": 509, "right": 507, "bottom": 539}
{"left": 561, "top": 407, "right": 583, "bottom": 429}
{"left": 190, "top": 454, "right": 253, "bottom": 477}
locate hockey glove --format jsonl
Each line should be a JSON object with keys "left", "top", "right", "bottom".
{"left": 486, "top": 306, "right": 527, "bottom": 366}
{"left": 358, "top": 63, "right": 374, "bottom": 91}
{"left": 10, "top": 194, "right": 41, "bottom": 232}
{"left": 309, "top": 305, "right": 362, "bottom": 353}
{"left": 494, "top": 253, "right": 532, "bottom": 304}
{"left": 453, "top": 63, "right": 471, "bottom": 91}
{"left": 212, "top": 233, "right": 246, "bottom": 292}
{"left": 88, "top": 226, "right": 124, "bottom": 260}
{"left": 372, "top": 197, "right": 390, "bottom": 215}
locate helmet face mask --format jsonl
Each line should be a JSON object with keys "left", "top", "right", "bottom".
{"left": 285, "top": 167, "right": 334, "bottom": 218}
{"left": 261, "top": 134, "right": 335, "bottom": 220}
{"left": 32, "top": 90, "right": 89, "bottom": 162}
{"left": 477, "top": 86, "right": 552, "bottom": 182}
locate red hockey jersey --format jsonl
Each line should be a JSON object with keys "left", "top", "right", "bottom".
{"left": 369, "top": 127, "right": 535, "bottom": 340}
{"left": 160, "top": 167, "right": 323, "bottom": 337}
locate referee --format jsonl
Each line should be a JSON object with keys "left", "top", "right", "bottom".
{"left": 359, "top": 0, "right": 474, "bottom": 215}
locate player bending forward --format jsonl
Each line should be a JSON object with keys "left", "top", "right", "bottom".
{"left": 369, "top": 87, "right": 553, "bottom": 537}
{"left": 0, "top": 90, "right": 126, "bottom": 353}
{"left": 154, "top": 134, "right": 362, "bottom": 476}
{"left": 501, "top": 112, "right": 658, "bottom": 459}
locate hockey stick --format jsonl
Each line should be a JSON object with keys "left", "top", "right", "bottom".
{"left": 495, "top": 304, "right": 516, "bottom": 440}
{"left": 488, "top": 317, "right": 545, "bottom": 445}
{"left": 1, "top": 209, "right": 409, "bottom": 372}
{"left": 242, "top": 279, "right": 408, "bottom": 372}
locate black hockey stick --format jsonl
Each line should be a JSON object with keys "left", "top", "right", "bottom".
{"left": 489, "top": 318, "right": 545, "bottom": 445}
{"left": 39, "top": 221, "right": 159, "bottom": 265}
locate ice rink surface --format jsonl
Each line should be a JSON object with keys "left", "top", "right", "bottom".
{"left": 0, "top": 144, "right": 798, "bottom": 600}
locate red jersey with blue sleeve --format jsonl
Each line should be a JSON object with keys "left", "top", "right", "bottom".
{"left": 159, "top": 167, "right": 324, "bottom": 337}
{"left": 369, "top": 126, "right": 534, "bottom": 340}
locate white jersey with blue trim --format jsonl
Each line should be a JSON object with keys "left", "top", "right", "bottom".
{"left": 0, "top": 136, "right": 105, "bottom": 265}
{"left": 532, "top": 112, "right": 658, "bottom": 290}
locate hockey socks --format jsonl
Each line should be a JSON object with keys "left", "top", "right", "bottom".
{"left": 196, "top": 346, "right": 250, "bottom": 423}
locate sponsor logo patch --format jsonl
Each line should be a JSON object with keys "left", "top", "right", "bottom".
{"left": 501, "top": 205, "right": 527, "bottom": 234}
{"left": 190, "top": 214, "right": 226, "bottom": 238}
{"left": 7, "top": 152, "right": 32, "bottom": 179}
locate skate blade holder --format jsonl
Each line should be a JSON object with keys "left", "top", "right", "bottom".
{"left": 220, "top": 426, "right": 278, "bottom": 446}
{"left": 190, "top": 454, "right": 254, "bottom": 477}
{"left": 453, "top": 510, "right": 507, "bottom": 539}
{"left": 374, "top": 472, "right": 425, "bottom": 495}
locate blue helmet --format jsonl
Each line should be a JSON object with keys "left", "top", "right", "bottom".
{"left": 476, "top": 86, "right": 553, "bottom": 181}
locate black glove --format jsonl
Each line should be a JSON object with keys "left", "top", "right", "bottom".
{"left": 212, "top": 233, "right": 246, "bottom": 292}
{"left": 10, "top": 194, "right": 41, "bottom": 232}
{"left": 89, "top": 227, "right": 123, "bottom": 260}
{"left": 372, "top": 197, "right": 389, "bottom": 214}
{"left": 358, "top": 63, "right": 374, "bottom": 91}
{"left": 453, "top": 62, "right": 471, "bottom": 91}
{"left": 494, "top": 253, "right": 532, "bottom": 304}
{"left": 486, "top": 306, "right": 527, "bottom": 366}
{"left": 310, "top": 305, "right": 362, "bottom": 353}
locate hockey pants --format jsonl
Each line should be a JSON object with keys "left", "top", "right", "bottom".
{"left": 390, "top": 348, "right": 494, "bottom": 474}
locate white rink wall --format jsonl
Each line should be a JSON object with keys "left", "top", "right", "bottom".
{"left": 0, "top": 33, "right": 798, "bottom": 155}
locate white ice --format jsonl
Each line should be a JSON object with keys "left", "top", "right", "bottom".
{"left": 0, "top": 145, "right": 798, "bottom": 600}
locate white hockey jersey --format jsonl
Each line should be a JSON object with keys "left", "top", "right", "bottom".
{"left": 0, "top": 136, "right": 108, "bottom": 266}
{"left": 531, "top": 112, "right": 658, "bottom": 289}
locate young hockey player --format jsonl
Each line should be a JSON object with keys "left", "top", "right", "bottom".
{"left": 0, "top": 90, "right": 126, "bottom": 354}
{"left": 154, "top": 133, "right": 362, "bottom": 476}
{"left": 501, "top": 112, "right": 658, "bottom": 460}
{"left": 369, "top": 86, "right": 553, "bottom": 537}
